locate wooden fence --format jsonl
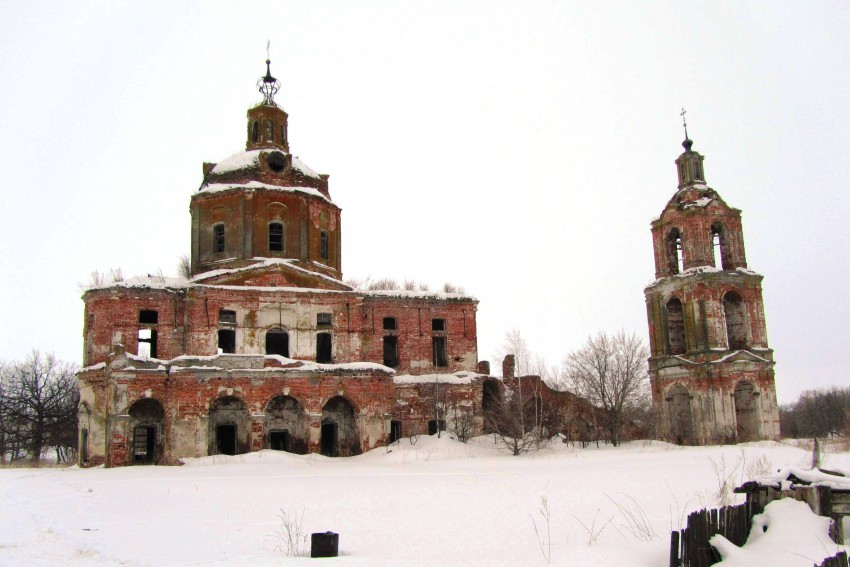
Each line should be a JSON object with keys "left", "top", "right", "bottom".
{"left": 817, "top": 551, "right": 849, "bottom": 567}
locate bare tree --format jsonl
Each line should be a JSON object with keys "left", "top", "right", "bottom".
{"left": 177, "top": 254, "right": 192, "bottom": 279}
{"left": 485, "top": 378, "right": 542, "bottom": 455}
{"left": 562, "top": 330, "right": 649, "bottom": 446}
{"left": 0, "top": 351, "right": 79, "bottom": 464}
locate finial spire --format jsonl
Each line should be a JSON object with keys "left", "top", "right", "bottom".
{"left": 680, "top": 107, "right": 693, "bottom": 151}
{"left": 257, "top": 42, "right": 280, "bottom": 106}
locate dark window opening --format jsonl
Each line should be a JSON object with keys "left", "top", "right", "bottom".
{"left": 139, "top": 310, "right": 158, "bottom": 324}
{"left": 666, "top": 228, "right": 683, "bottom": 274}
{"left": 216, "top": 424, "right": 237, "bottom": 456}
{"left": 269, "top": 430, "right": 290, "bottom": 452}
{"left": 317, "top": 312, "right": 332, "bottom": 327}
{"left": 320, "top": 231, "right": 329, "bottom": 260}
{"left": 383, "top": 336, "right": 399, "bottom": 368}
{"left": 428, "top": 419, "right": 446, "bottom": 435}
{"left": 133, "top": 426, "right": 156, "bottom": 464}
{"left": 665, "top": 298, "right": 686, "bottom": 355}
{"left": 432, "top": 318, "right": 446, "bottom": 332}
{"left": 80, "top": 428, "right": 89, "bottom": 464}
{"left": 213, "top": 224, "right": 225, "bottom": 253}
{"left": 383, "top": 317, "right": 397, "bottom": 330}
{"left": 432, "top": 336, "right": 447, "bottom": 367}
{"left": 269, "top": 222, "right": 284, "bottom": 252}
{"left": 219, "top": 309, "right": 236, "bottom": 325}
{"left": 265, "top": 329, "right": 289, "bottom": 357}
{"left": 321, "top": 422, "right": 338, "bottom": 457}
{"left": 138, "top": 328, "right": 157, "bottom": 359}
{"left": 218, "top": 329, "right": 235, "bottom": 354}
{"left": 693, "top": 160, "right": 702, "bottom": 180}
{"left": 251, "top": 121, "right": 259, "bottom": 143}
{"left": 316, "top": 332, "right": 332, "bottom": 363}
{"left": 390, "top": 420, "right": 402, "bottom": 443}
{"left": 264, "top": 120, "right": 274, "bottom": 142}
{"left": 281, "top": 125, "right": 287, "bottom": 145}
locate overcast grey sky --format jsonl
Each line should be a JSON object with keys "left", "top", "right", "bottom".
{"left": 1, "top": 2, "right": 848, "bottom": 403}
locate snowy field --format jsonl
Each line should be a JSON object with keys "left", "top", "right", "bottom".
{"left": 0, "top": 437, "right": 847, "bottom": 566}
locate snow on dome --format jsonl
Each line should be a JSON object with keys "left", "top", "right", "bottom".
{"left": 291, "top": 156, "right": 320, "bottom": 178}
{"left": 209, "top": 149, "right": 322, "bottom": 179}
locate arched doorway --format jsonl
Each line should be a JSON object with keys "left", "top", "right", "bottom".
{"left": 734, "top": 381, "right": 759, "bottom": 442}
{"left": 209, "top": 396, "right": 249, "bottom": 456}
{"left": 128, "top": 398, "right": 165, "bottom": 465}
{"left": 667, "top": 384, "right": 694, "bottom": 445}
{"left": 321, "top": 396, "right": 359, "bottom": 457}
{"left": 266, "top": 328, "right": 289, "bottom": 357}
{"left": 265, "top": 395, "right": 308, "bottom": 454}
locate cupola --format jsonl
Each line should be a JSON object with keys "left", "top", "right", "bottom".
{"left": 246, "top": 59, "right": 290, "bottom": 153}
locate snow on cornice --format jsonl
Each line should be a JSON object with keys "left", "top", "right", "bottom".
{"left": 393, "top": 371, "right": 484, "bottom": 385}
{"left": 645, "top": 266, "right": 763, "bottom": 288}
{"left": 84, "top": 275, "right": 189, "bottom": 293}
{"left": 109, "top": 352, "right": 396, "bottom": 375}
{"left": 210, "top": 149, "right": 321, "bottom": 179}
{"left": 711, "top": 350, "right": 771, "bottom": 364}
{"left": 360, "top": 289, "right": 478, "bottom": 302}
{"left": 199, "top": 180, "right": 332, "bottom": 204}
{"left": 191, "top": 257, "right": 351, "bottom": 289}
{"left": 683, "top": 196, "right": 713, "bottom": 209}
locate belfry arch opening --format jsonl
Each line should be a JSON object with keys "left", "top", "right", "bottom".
{"left": 711, "top": 223, "right": 731, "bottom": 270}
{"left": 667, "top": 384, "right": 694, "bottom": 445}
{"left": 723, "top": 291, "right": 748, "bottom": 350}
{"left": 265, "top": 328, "right": 289, "bottom": 357}
{"left": 665, "top": 298, "right": 686, "bottom": 355}
{"left": 321, "top": 396, "right": 359, "bottom": 457}
{"left": 666, "top": 228, "right": 683, "bottom": 274}
{"left": 128, "top": 398, "right": 165, "bottom": 465}
{"left": 265, "top": 395, "right": 308, "bottom": 454}
{"left": 209, "top": 396, "right": 249, "bottom": 456}
{"left": 733, "top": 381, "right": 759, "bottom": 442}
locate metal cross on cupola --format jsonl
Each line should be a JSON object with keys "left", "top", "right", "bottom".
{"left": 258, "top": 46, "right": 280, "bottom": 106}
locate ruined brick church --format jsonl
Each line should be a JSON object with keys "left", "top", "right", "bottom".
{"left": 77, "top": 63, "right": 780, "bottom": 466}
{"left": 645, "top": 126, "right": 781, "bottom": 444}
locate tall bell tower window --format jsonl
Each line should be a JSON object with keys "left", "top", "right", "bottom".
{"left": 666, "top": 228, "right": 683, "bottom": 274}
{"left": 269, "top": 222, "right": 284, "bottom": 252}
{"left": 251, "top": 121, "right": 259, "bottom": 143}
{"left": 320, "top": 231, "right": 329, "bottom": 260}
{"left": 264, "top": 120, "right": 274, "bottom": 142}
{"left": 213, "top": 224, "right": 225, "bottom": 253}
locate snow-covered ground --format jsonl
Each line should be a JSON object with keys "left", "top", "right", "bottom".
{"left": 0, "top": 437, "right": 847, "bottom": 566}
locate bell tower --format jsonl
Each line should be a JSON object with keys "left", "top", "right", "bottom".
{"left": 644, "top": 115, "right": 780, "bottom": 444}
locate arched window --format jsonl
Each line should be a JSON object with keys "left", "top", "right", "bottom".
{"left": 665, "top": 298, "right": 686, "bottom": 355}
{"left": 213, "top": 224, "right": 225, "bottom": 253}
{"left": 269, "top": 222, "right": 284, "bottom": 252}
{"left": 723, "top": 291, "right": 748, "bottom": 350}
{"left": 320, "top": 230, "right": 329, "bottom": 260}
{"left": 265, "top": 328, "right": 289, "bottom": 357}
{"left": 666, "top": 228, "right": 683, "bottom": 274}
{"left": 251, "top": 121, "right": 259, "bottom": 143}
{"left": 264, "top": 120, "right": 274, "bottom": 142}
{"left": 711, "top": 223, "right": 730, "bottom": 270}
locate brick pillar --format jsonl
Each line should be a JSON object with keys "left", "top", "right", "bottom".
{"left": 477, "top": 360, "right": 491, "bottom": 375}
{"left": 502, "top": 355, "right": 515, "bottom": 380}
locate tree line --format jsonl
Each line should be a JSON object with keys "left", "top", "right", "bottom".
{"left": 0, "top": 351, "right": 79, "bottom": 464}
{"left": 779, "top": 386, "right": 850, "bottom": 439}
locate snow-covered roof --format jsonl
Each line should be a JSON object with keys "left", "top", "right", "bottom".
{"left": 360, "top": 289, "right": 478, "bottom": 302}
{"left": 84, "top": 275, "right": 190, "bottom": 292}
{"left": 753, "top": 466, "right": 850, "bottom": 491}
{"left": 191, "top": 257, "right": 350, "bottom": 289}
{"left": 209, "top": 149, "right": 321, "bottom": 179}
{"left": 200, "top": 180, "right": 332, "bottom": 204}
{"left": 393, "top": 371, "right": 484, "bottom": 385}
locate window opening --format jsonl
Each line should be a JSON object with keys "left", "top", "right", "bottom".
{"left": 264, "top": 120, "right": 274, "bottom": 142}
{"left": 428, "top": 419, "right": 446, "bottom": 435}
{"left": 219, "top": 309, "right": 236, "bottom": 325}
{"left": 80, "top": 428, "right": 89, "bottom": 464}
{"left": 281, "top": 124, "right": 287, "bottom": 145}
{"left": 213, "top": 224, "right": 225, "bottom": 253}
{"left": 383, "top": 317, "right": 397, "bottom": 330}
{"left": 723, "top": 291, "right": 748, "bottom": 350}
{"left": 251, "top": 121, "right": 259, "bottom": 143}
{"left": 317, "top": 313, "right": 332, "bottom": 327}
{"left": 666, "top": 228, "right": 683, "bottom": 274}
{"left": 138, "top": 328, "right": 157, "bottom": 358}
{"left": 269, "top": 430, "right": 290, "bottom": 452}
{"left": 320, "top": 230, "right": 329, "bottom": 260}
{"left": 432, "top": 336, "right": 447, "bottom": 367}
{"left": 665, "top": 298, "right": 686, "bottom": 355}
{"left": 320, "top": 422, "right": 338, "bottom": 457}
{"left": 139, "top": 310, "right": 158, "bottom": 324}
{"left": 711, "top": 223, "right": 730, "bottom": 270}
{"left": 383, "top": 336, "right": 399, "bottom": 368}
{"left": 269, "top": 222, "right": 284, "bottom": 252}
{"left": 693, "top": 160, "right": 702, "bottom": 180}
{"left": 218, "top": 329, "right": 235, "bottom": 354}
{"left": 265, "top": 329, "right": 289, "bottom": 357}
{"left": 390, "top": 420, "right": 402, "bottom": 443}
{"left": 133, "top": 426, "right": 156, "bottom": 464}
{"left": 316, "top": 332, "right": 332, "bottom": 363}
{"left": 216, "top": 424, "right": 237, "bottom": 456}
{"left": 432, "top": 318, "right": 446, "bottom": 332}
